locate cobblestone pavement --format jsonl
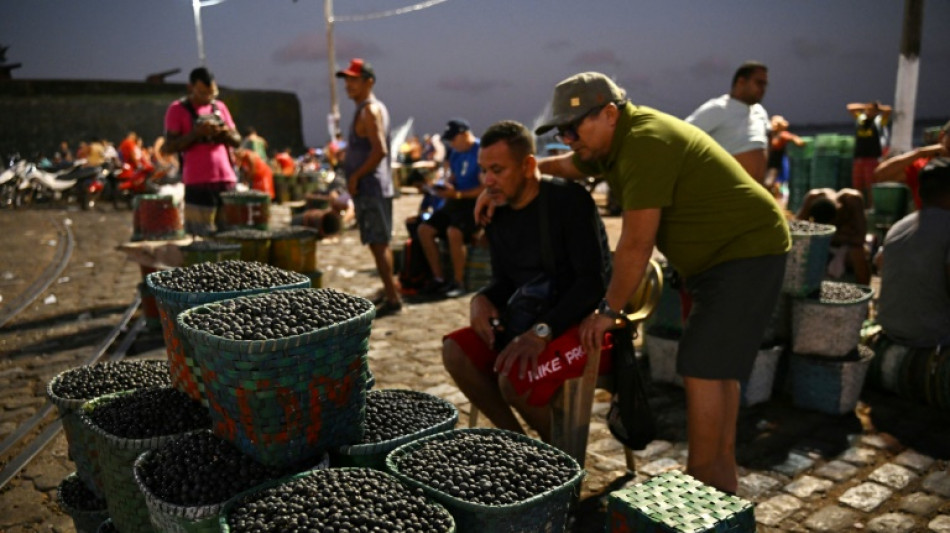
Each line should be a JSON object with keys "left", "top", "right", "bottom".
{"left": 0, "top": 193, "right": 948, "bottom": 533}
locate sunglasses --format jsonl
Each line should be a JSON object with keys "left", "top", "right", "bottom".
{"left": 555, "top": 105, "right": 606, "bottom": 143}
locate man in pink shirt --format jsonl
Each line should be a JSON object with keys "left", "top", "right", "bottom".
{"left": 161, "top": 67, "right": 241, "bottom": 235}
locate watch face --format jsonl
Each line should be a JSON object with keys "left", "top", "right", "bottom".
{"left": 534, "top": 323, "right": 551, "bottom": 338}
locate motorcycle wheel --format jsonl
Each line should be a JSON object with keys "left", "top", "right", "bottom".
{"left": 0, "top": 183, "right": 14, "bottom": 209}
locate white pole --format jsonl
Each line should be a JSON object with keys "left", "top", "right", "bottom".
{"left": 325, "top": 0, "right": 340, "bottom": 137}
{"left": 192, "top": 0, "right": 207, "bottom": 67}
{"left": 890, "top": 0, "right": 924, "bottom": 155}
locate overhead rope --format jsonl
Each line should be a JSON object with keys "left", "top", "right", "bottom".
{"left": 330, "top": 0, "right": 451, "bottom": 23}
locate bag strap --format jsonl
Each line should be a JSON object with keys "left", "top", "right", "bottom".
{"left": 538, "top": 181, "right": 556, "bottom": 279}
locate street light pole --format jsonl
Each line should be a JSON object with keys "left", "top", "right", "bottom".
{"left": 325, "top": 0, "right": 340, "bottom": 137}
{"left": 192, "top": 0, "right": 207, "bottom": 67}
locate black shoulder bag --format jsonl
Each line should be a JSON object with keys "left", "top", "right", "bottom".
{"left": 606, "top": 320, "right": 657, "bottom": 451}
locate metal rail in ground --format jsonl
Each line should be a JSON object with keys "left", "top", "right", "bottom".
{"left": 0, "top": 297, "right": 142, "bottom": 490}
{"left": 0, "top": 217, "right": 74, "bottom": 329}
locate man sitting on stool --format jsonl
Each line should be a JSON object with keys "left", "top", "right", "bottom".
{"left": 417, "top": 118, "right": 484, "bottom": 298}
{"left": 442, "top": 120, "right": 614, "bottom": 442}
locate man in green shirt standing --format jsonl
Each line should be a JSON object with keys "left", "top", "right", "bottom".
{"left": 532, "top": 72, "right": 790, "bottom": 493}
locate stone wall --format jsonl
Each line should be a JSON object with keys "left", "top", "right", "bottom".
{"left": 0, "top": 80, "right": 304, "bottom": 158}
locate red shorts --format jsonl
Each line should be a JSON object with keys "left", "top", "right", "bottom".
{"left": 444, "top": 325, "right": 614, "bottom": 407}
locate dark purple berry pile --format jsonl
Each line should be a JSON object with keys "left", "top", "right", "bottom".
{"left": 393, "top": 431, "right": 578, "bottom": 506}
{"left": 51, "top": 360, "right": 170, "bottom": 400}
{"left": 225, "top": 468, "right": 453, "bottom": 533}
{"left": 148, "top": 260, "right": 303, "bottom": 293}
{"left": 86, "top": 387, "right": 210, "bottom": 439}
{"left": 180, "top": 288, "right": 372, "bottom": 341}
{"left": 358, "top": 390, "right": 456, "bottom": 444}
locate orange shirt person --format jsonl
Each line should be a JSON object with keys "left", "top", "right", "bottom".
{"left": 237, "top": 148, "right": 275, "bottom": 198}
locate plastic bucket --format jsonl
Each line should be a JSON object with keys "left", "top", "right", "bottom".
{"left": 133, "top": 194, "right": 184, "bottom": 242}
{"left": 218, "top": 191, "right": 271, "bottom": 231}
{"left": 782, "top": 222, "right": 836, "bottom": 297}
{"left": 179, "top": 240, "right": 242, "bottom": 266}
{"left": 268, "top": 227, "right": 319, "bottom": 273}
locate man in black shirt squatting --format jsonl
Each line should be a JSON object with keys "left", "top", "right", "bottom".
{"left": 441, "top": 120, "right": 613, "bottom": 442}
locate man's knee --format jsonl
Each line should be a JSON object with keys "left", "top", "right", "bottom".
{"left": 446, "top": 226, "right": 464, "bottom": 244}
{"left": 418, "top": 222, "right": 437, "bottom": 239}
{"left": 442, "top": 338, "right": 469, "bottom": 376}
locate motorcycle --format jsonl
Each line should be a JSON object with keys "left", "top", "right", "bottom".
{"left": 0, "top": 156, "right": 25, "bottom": 209}
{"left": 19, "top": 159, "right": 108, "bottom": 210}
{"left": 108, "top": 160, "right": 165, "bottom": 209}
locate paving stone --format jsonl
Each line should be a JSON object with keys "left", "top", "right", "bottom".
{"left": 899, "top": 492, "right": 944, "bottom": 516}
{"left": 839, "top": 482, "right": 894, "bottom": 512}
{"left": 869, "top": 463, "right": 918, "bottom": 490}
{"left": 803, "top": 505, "right": 861, "bottom": 532}
{"left": 774, "top": 452, "right": 815, "bottom": 477}
{"left": 860, "top": 433, "right": 897, "bottom": 450}
{"left": 784, "top": 475, "right": 834, "bottom": 499}
{"left": 632, "top": 439, "right": 671, "bottom": 459}
{"left": 894, "top": 449, "right": 935, "bottom": 473}
{"left": 839, "top": 446, "right": 878, "bottom": 466}
{"left": 638, "top": 457, "right": 681, "bottom": 476}
{"left": 754, "top": 493, "right": 802, "bottom": 527}
{"left": 866, "top": 512, "right": 918, "bottom": 533}
{"left": 2, "top": 394, "right": 44, "bottom": 410}
{"left": 922, "top": 471, "right": 950, "bottom": 498}
{"left": 930, "top": 515, "right": 950, "bottom": 533}
{"left": 814, "top": 460, "right": 860, "bottom": 482}
{"left": 739, "top": 472, "right": 781, "bottom": 499}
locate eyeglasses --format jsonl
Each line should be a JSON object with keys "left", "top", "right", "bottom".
{"left": 555, "top": 105, "right": 605, "bottom": 143}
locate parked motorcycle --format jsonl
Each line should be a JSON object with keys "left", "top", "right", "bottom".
{"left": 19, "top": 159, "right": 107, "bottom": 210}
{"left": 0, "top": 156, "right": 24, "bottom": 209}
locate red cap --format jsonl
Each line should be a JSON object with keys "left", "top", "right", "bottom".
{"left": 335, "top": 58, "right": 375, "bottom": 80}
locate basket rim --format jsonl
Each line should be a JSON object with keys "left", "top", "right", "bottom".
{"left": 793, "top": 282, "right": 874, "bottom": 306}
{"left": 175, "top": 288, "right": 375, "bottom": 353}
{"left": 45, "top": 360, "right": 171, "bottom": 410}
{"left": 336, "top": 390, "right": 459, "bottom": 456}
{"left": 145, "top": 268, "right": 310, "bottom": 301}
{"left": 56, "top": 471, "right": 108, "bottom": 514}
{"left": 78, "top": 388, "right": 209, "bottom": 447}
{"left": 384, "top": 427, "right": 586, "bottom": 514}
{"left": 217, "top": 466, "right": 455, "bottom": 532}
{"left": 788, "top": 222, "right": 836, "bottom": 237}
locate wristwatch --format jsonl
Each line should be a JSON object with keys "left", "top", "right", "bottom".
{"left": 596, "top": 298, "right": 626, "bottom": 324}
{"left": 532, "top": 322, "right": 552, "bottom": 341}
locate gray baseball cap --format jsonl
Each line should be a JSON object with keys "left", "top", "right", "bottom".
{"left": 535, "top": 72, "right": 626, "bottom": 135}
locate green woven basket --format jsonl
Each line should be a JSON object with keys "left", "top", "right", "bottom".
{"left": 45, "top": 360, "right": 171, "bottom": 499}
{"left": 179, "top": 241, "right": 242, "bottom": 267}
{"left": 790, "top": 346, "right": 874, "bottom": 415}
{"left": 56, "top": 472, "right": 109, "bottom": 533}
{"left": 385, "top": 428, "right": 585, "bottom": 533}
{"left": 79, "top": 389, "right": 209, "bottom": 533}
{"left": 212, "top": 230, "right": 272, "bottom": 263}
{"left": 332, "top": 389, "right": 459, "bottom": 469}
{"left": 133, "top": 444, "right": 330, "bottom": 533}
{"left": 607, "top": 470, "right": 756, "bottom": 532}
{"left": 146, "top": 270, "right": 310, "bottom": 405}
{"left": 219, "top": 467, "right": 456, "bottom": 533}
{"left": 176, "top": 289, "right": 374, "bottom": 468}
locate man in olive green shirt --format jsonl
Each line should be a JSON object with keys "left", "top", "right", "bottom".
{"left": 532, "top": 72, "right": 790, "bottom": 493}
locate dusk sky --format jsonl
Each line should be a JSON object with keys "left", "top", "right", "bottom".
{"left": 4, "top": 0, "right": 949, "bottom": 148}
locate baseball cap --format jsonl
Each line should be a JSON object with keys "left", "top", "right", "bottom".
{"left": 442, "top": 118, "right": 470, "bottom": 141}
{"left": 335, "top": 58, "right": 375, "bottom": 80}
{"left": 535, "top": 72, "right": 626, "bottom": 135}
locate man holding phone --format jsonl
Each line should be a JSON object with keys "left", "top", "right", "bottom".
{"left": 417, "top": 118, "right": 485, "bottom": 298}
{"left": 162, "top": 67, "right": 241, "bottom": 235}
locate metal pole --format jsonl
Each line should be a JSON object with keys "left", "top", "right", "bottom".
{"left": 325, "top": 0, "right": 340, "bottom": 137}
{"left": 891, "top": 0, "right": 924, "bottom": 154}
{"left": 193, "top": 0, "right": 207, "bottom": 67}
